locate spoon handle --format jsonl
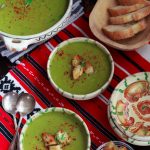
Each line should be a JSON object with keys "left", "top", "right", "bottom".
{"left": 13, "top": 114, "right": 17, "bottom": 129}
{"left": 8, "top": 117, "right": 22, "bottom": 150}
{"left": 8, "top": 132, "right": 19, "bottom": 150}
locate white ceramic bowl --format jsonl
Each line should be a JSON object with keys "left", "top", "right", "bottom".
{"left": 47, "top": 37, "right": 114, "bottom": 100}
{"left": 19, "top": 107, "right": 91, "bottom": 150}
{"left": 0, "top": 0, "right": 73, "bottom": 51}
{"left": 97, "top": 141, "right": 134, "bottom": 150}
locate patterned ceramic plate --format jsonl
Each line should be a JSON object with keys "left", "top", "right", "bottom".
{"left": 19, "top": 107, "right": 91, "bottom": 150}
{"left": 109, "top": 72, "right": 150, "bottom": 142}
{"left": 108, "top": 106, "right": 150, "bottom": 146}
{"left": 109, "top": 103, "right": 150, "bottom": 143}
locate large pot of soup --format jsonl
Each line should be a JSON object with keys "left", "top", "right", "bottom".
{"left": 0, "top": 0, "right": 73, "bottom": 51}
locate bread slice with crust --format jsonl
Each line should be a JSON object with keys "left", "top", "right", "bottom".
{"left": 102, "top": 19, "right": 147, "bottom": 40}
{"left": 118, "top": 0, "right": 150, "bottom": 5}
{"left": 103, "top": 141, "right": 118, "bottom": 150}
{"left": 108, "top": 3, "right": 150, "bottom": 16}
{"left": 118, "top": 147, "right": 128, "bottom": 150}
{"left": 110, "top": 5, "right": 150, "bottom": 24}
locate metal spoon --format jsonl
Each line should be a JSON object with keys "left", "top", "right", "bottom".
{"left": 2, "top": 92, "right": 19, "bottom": 129}
{"left": 9, "top": 93, "right": 36, "bottom": 150}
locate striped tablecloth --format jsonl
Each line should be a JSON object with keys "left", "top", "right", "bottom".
{"left": 0, "top": 14, "right": 150, "bottom": 150}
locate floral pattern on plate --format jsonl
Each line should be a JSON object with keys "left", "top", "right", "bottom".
{"left": 108, "top": 106, "right": 150, "bottom": 146}
{"left": 110, "top": 72, "right": 150, "bottom": 141}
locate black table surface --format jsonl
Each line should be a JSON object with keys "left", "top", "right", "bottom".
{"left": 0, "top": 56, "right": 12, "bottom": 79}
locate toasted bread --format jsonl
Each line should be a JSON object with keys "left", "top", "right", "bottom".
{"left": 118, "top": 0, "right": 150, "bottom": 5}
{"left": 108, "top": 3, "right": 149, "bottom": 16}
{"left": 42, "top": 133, "right": 57, "bottom": 146}
{"left": 103, "top": 141, "right": 118, "bottom": 150}
{"left": 118, "top": 147, "right": 128, "bottom": 150}
{"left": 49, "top": 145, "right": 62, "bottom": 150}
{"left": 102, "top": 19, "right": 147, "bottom": 40}
{"left": 110, "top": 5, "right": 150, "bottom": 24}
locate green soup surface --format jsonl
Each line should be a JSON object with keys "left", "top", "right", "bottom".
{"left": 23, "top": 111, "right": 88, "bottom": 150}
{"left": 50, "top": 41, "right": 112, "bottom": 95}
{"left": 0, "top": 0, "right": 69, "bottom": 35}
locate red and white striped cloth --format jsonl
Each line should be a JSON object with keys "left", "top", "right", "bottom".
{"left": 0, "top": 14, "right": 150, "bottom": 150}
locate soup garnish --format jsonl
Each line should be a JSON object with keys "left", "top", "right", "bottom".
{"left": 25, "top": 0, "right": 33, "bottom": 7}
{"left": 42, "top": 130, "right": 73, "bottom": 150}
{"left": 72, "top": 55, "right": 94, "bottom": 80}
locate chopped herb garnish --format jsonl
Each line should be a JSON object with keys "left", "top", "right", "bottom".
{"left": 80, "top": 61, "right": 86, "bottom": 67}
{"left": 61, "top": 133, "right": 65, "bottom": 140}
{"left": 0, "top": 0, "right": 5, "bottom": 9}
{"left": 25, "top": 0, "right": 32, "bottom": 6}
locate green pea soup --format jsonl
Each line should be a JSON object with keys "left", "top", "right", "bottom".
{"left": 22, "top": 111, "right": 88, "bottom": 150}
{"left": 0, "top": 0, "right": 69, "bottom": 35}
{"left": 50, "top": 41, "right": 112, "bottom": 95}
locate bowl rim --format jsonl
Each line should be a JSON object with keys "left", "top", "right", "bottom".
{"left": 96, "top": 141, "right": 134, "bottom": 150}
{"left": 19, "top": 107, "right": 91, "bottom": 150}
{"left": 0, "top": 0, "right": 73, "bottom": 39}
{"left": 47, "top": 37, "right": 114, "bottom": 100}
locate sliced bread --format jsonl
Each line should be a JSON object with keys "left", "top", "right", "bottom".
{"left": 108, "top": 3, "right": 149, "bottom": 16}
{"left": 102, "top": 19, "right": 147, "bottom": 40}
{"left": 118, "top": 0, "right": 150, "bottom": 5}
{"left": 110, "top": 5, "right": 150, "bottom": 24}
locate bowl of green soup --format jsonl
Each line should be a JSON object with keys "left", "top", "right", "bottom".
{"left": 0, "top": 0, "right": 72, "bottom": 51}
{"left": 47, "top": 38, "right": 114, "bottom": 100}
{"left": 19, "top": 107, "right": 91, "bottom": 150}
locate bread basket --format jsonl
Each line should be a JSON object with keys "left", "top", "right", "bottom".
{"left": 89, "top": 0, "right": 150, "bottom": 51}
